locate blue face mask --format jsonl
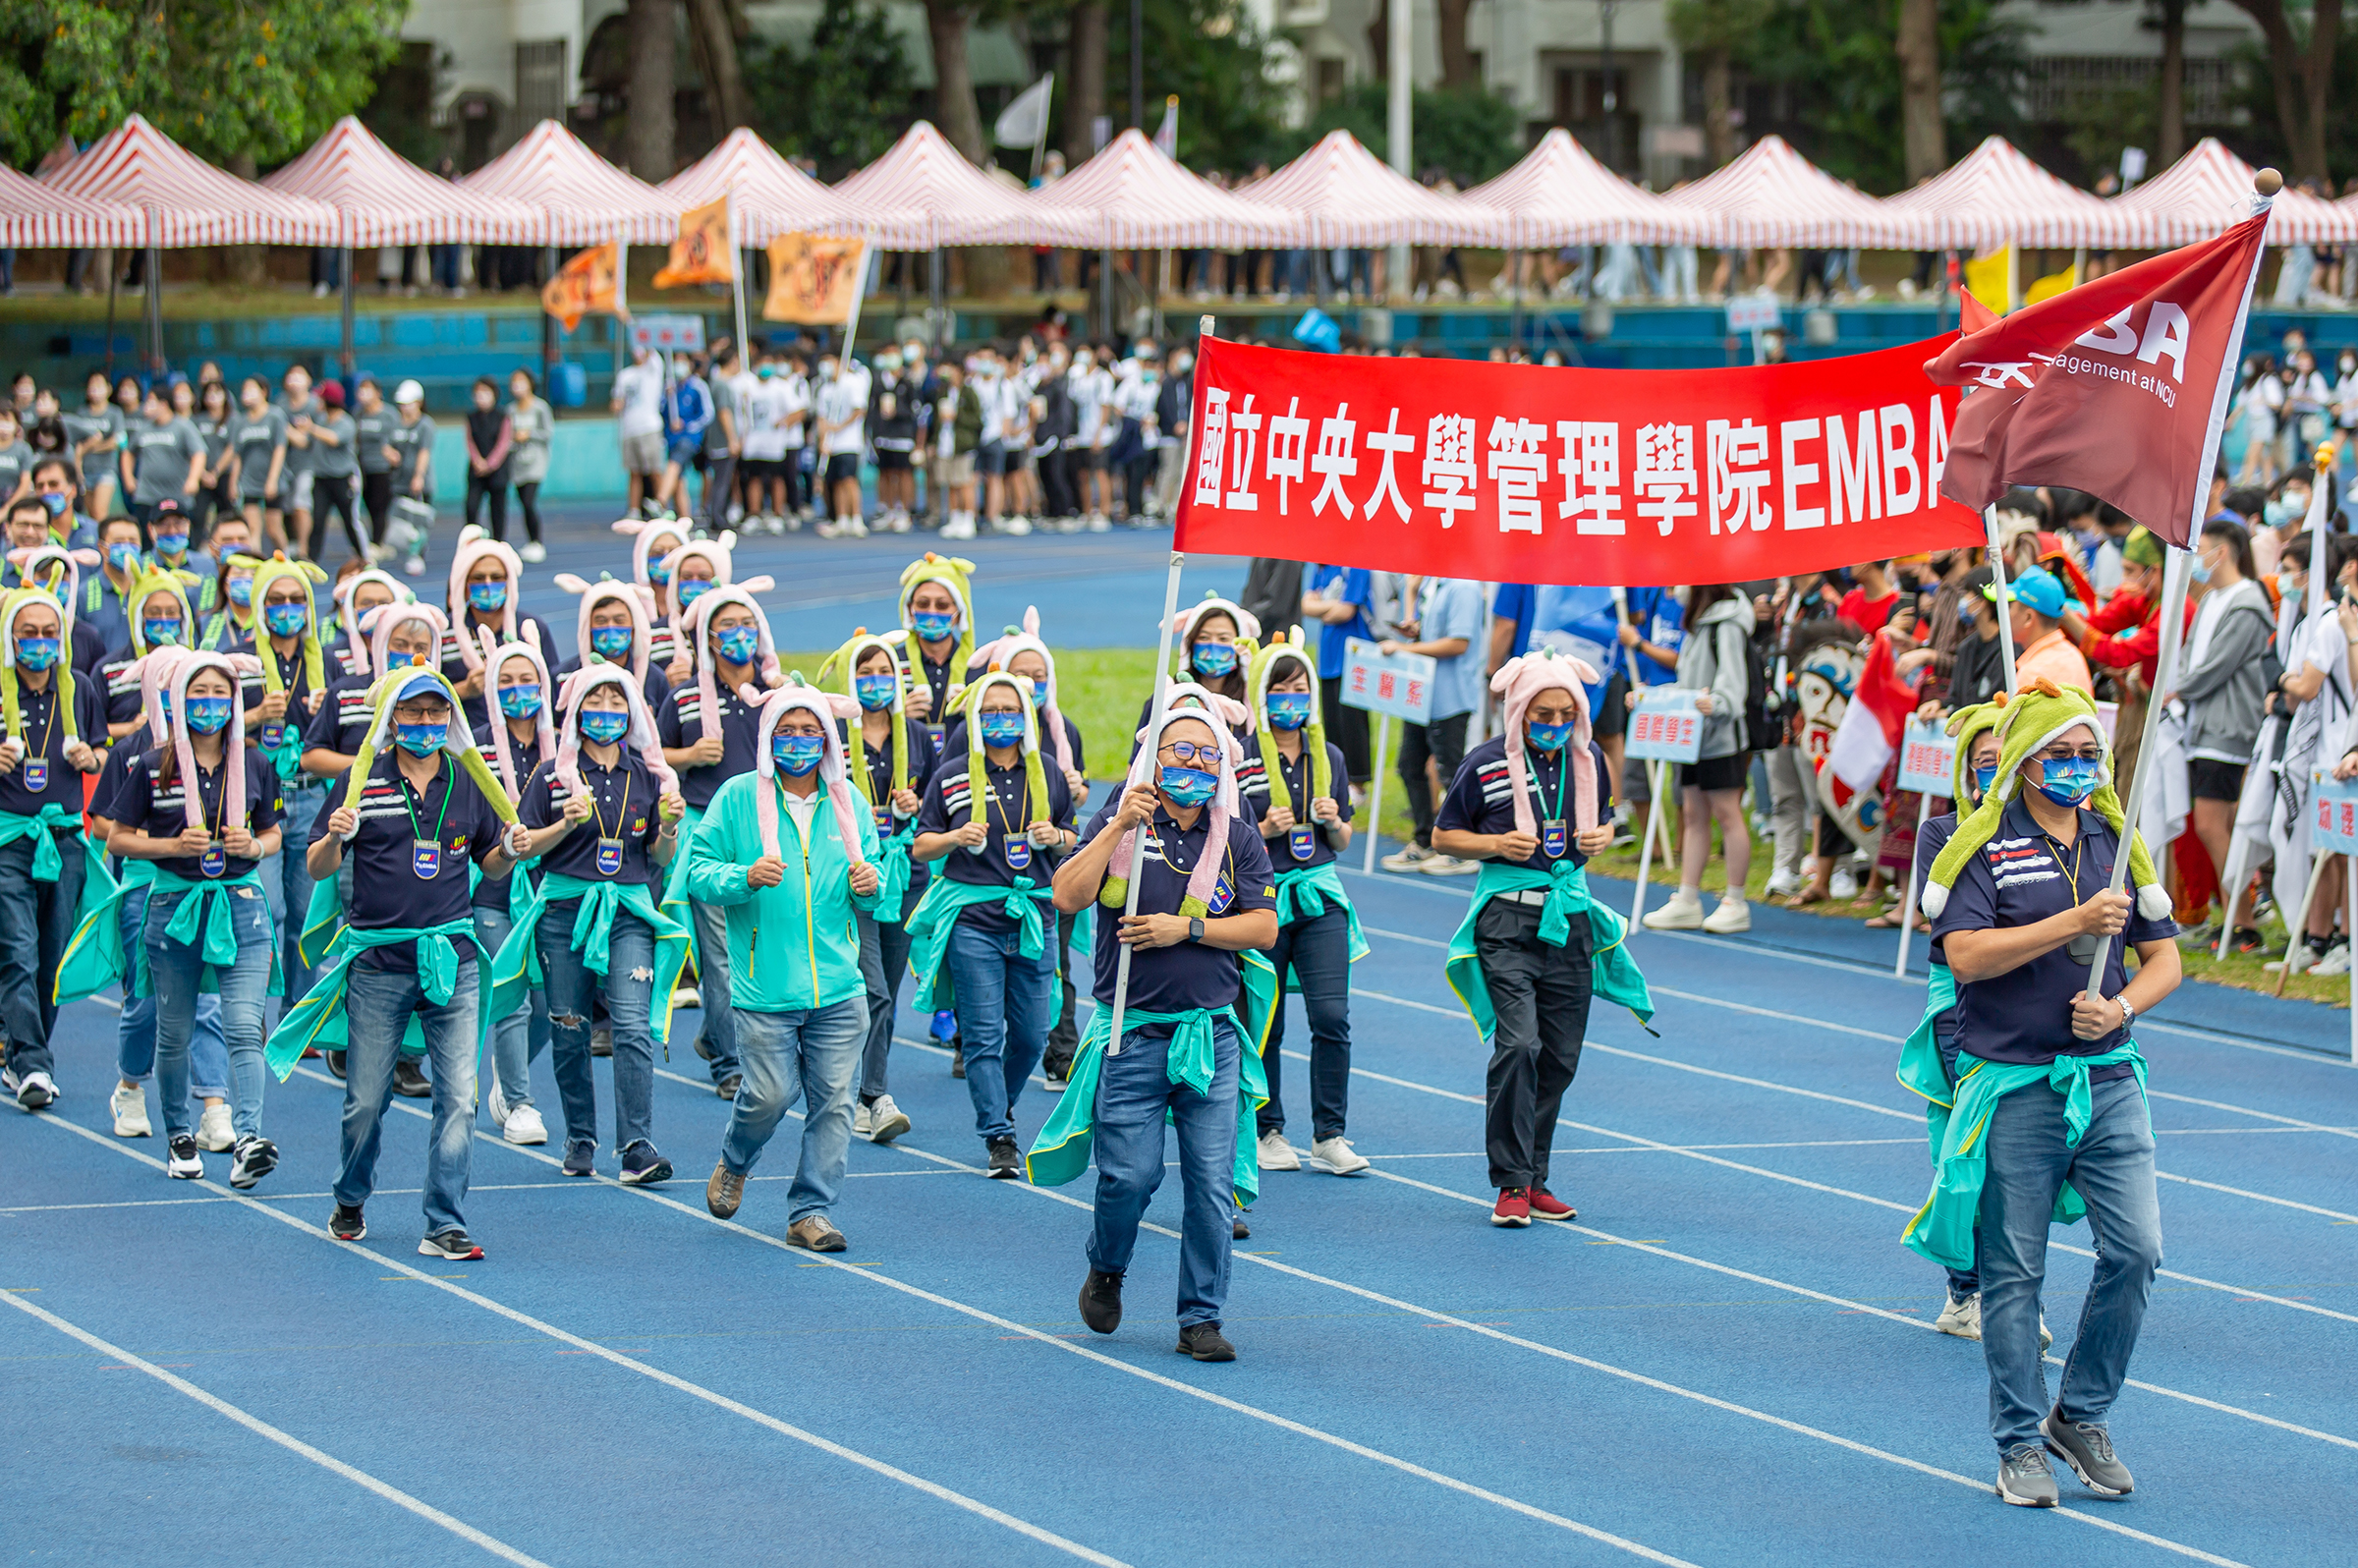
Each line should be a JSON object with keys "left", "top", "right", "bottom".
{"left": 648, "top": 562, "right": 672, "bottom": 586}
{"left": 589, "top": 625, "right": 635, "bottom": 660}
{"left": 497, "top": 686, "right": 543, "bottom": 719}
{"left": 2189, "top": 554, "right": 2214, "bottom": 586}
{"left": 14, "top": 636, "right": 59, "bottom": 671}
{"left": 1527, "top": 720, "right": 1574, "bottom": 754}
{"left": 468, "top": 582, "right": 508, "bottom": 612}
{"left": 578, "top": 708, "right": 631, "bottom": 745}
{"left": 1266, "top": 692, "right": 1313, "bottom": 730}
{"left": 716, "top": 626, "right": 760, "bottom": 666}
{"left": 1190, "top": 643, "right": 1238, "bottom": 677}
{"left": 2264, "top": 497, "right": 2301, "bottom": 528}
{"left": 263, "top": 603, "right": 308, "bottom": 638}
{"left": 184, "top": 695, "right": 233, "bottom": 735}
{"left": 38, "top": 492, "right": 66, "bottom": 518}
{"left": 107, "top": 541, "right": 140, "bottom": 573}
{"left": 228, "top": 578, "right": 253, "bottom": 608}
{"left": 2038, "top": 756, "right": 2104, "bottom": 808}
{"left": 912, "top": 611, "right": 955, "bottom": 644}
{"left": 1972, "top": 763, "right": 1997, "bottom": 800}
{"left": 386, "top": 647, "right": 429, "bottom": 669}
{"left": 1157, "top": 764, "right": 1218, "bottom": 807}
{"left": 772, "top": 733, "right": 826, "bottom": 775}
{"left": 142, "top": 617, "right": 183, "bottom": 647}
{"left": 154, "top": 532, "right": 189, "bottom": 559}
{"left": 394, "top": 721, "right": 446, "bottom": 757}
{"left": 676, "top": 578, "right": 711, "bottom": 605}
{"left": 855, "top": 672, "right": 898, "bottom": 710}
{"left": 980, "top": 712, "right": 1028, "bottom": 749}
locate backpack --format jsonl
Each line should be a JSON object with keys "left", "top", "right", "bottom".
{"left": 1741, "top": 630, "right": 1778, "bottom": 752}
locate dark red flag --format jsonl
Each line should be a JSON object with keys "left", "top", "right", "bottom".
{"left": 1926, "top": 206, "right": 2271, "bottom": 547}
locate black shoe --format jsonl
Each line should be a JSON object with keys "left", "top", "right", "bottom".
{"left": 329, "top": 1203, "right": 366, "bottom": 1241}
{"left": 419, "top": 1229, "right": 484, "bottom": 1261}
{"left": 985, "top": 1135, "right": 1022, "bottom": 1179}
{"left": 2228, "top": 926, "right": 2267, "bottom": 955}
{"left": 1080, "top": 1268, "right": 1125, "bottom": 1333}
{"left": 228, "top": 1136, "right": 278, "bottom": 1190}
{"left": 1042, "top": 1054, "right": 1072, "bottom": 1087}
{"left": 325, "top": 1049, "right": 346, "bottom": 1080}
{"left": 562, "top": 1140, "right": 596, "bottom": 1178}
{"left": 590, "top": 1026, "right": 613, "bottom": 1058}
{"left": 949, "top": 1045, "right": 965, "bottom": 1079}
{"left": 1175, "top": 1322, "right": 1236, "bottom": 1362}
{"left": 715, "top": 1074, "right": 742, "bottom": 1100}
{"left": 1232, "top": 1217, "right": 1251, "bottom": 1240}
{"left": 619, "top": 1143, "right": 672, "bottom": 1185}
{"left": 166, "top": 1134, "right": 202, "bottom": 1179}
{"left": 393, "top": 1057, "right": 430, "bottom": 1097}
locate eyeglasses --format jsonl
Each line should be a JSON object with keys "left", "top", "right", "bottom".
{"left": 1159, "top": 741, "right": 1219, "bottom": 764}
{"left": 2035, "top": 746, "right": 2105, "bottom": 764}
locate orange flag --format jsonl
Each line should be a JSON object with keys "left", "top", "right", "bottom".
{"left": 652, "top": 197, "right": 734, "bottom": 290}
{"left": 762, "top": 233, "right": 867, "bottom": 325}
{"left": 541, "top": 242, "right": 625, "bottom": 331}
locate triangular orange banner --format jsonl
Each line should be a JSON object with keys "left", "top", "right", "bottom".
{"left": 541, "top": 242, "right": 625, "bottom": 331}
{"left": 653, "top": 197, "right": 734, "bottom": 289}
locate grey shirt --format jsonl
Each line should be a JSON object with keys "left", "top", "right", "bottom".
{"left": 278, "top": 397, "right": 322, "bottom": 476}
{"left": 355, "top": 407, "right": 396, "bottom": 475}
{"left": 310, "top": 410, "right": 359, "bottom": 479}
{"left": 195, "top": 416, "right": 234, "bottom": 474}
{"left": 229, "top": 408, "right": 289, "bottom": 500}
{"left": 386, "top": 414, "right": 436, "bottom": 494}
{"left": 0, "top": 439, "right": 29, "bottom": 503}
{"left": 129, "top": 417, "right": 205, "bottom": 506}
{"left": 1673, "top": 594, "right": 1755, "bottom": 761}
{"left": 65, "top": 406, "right": 126, "bottom": 491}
{"left": 702, "top": 377, "right": 734, "bottom": 459}
{"left": 508, "top": 399, "right": 553, "bottom": 485}
{"left": 2179, "top": 577, "right": 2275, "bottom": 764}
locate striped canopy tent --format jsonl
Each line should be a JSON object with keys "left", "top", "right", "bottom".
{"left": 263, "top": 116, "right": 543, "bottom": 247}
{"left": 1461, "top": 128, "right": 1710, "bottom": 247}
{"left": 1882, "top": 136, "right": 2158, "bottom": 250}
{"left": 41, "top": 114, "right": 338, "bottom": 246}
{"left": 832, "top": 121, "right": 1094, "bottom": 249}
{"left": 662, "top": 127, "right": 882, "bottom": 242}
{"left": 0, "top": 163, "right": 140, "bottom": 248}
{"left": 1019, "top": 129, "right": 1294, "bottom": 249}
{"left": 1661, "top": 135, "right": 1933, "bottom": 250}
{"left": 1241, "top": 130, "right": 1507, "bottom": 246}
{"left": 2115, "top": 137, "right": 2358, "bottom": 245}
{"left": 461, "top": 119, "right": 684, "bottom": 246}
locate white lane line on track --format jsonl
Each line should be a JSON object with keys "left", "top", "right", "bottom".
{"left": 32, "top": 1112, "right": 1137, "bottom": 1568}
{"left": 0, "top": 1287, "right": 555, "bottom": 1567}
{"left": 276, "top": 1072, "right": 1695, "bottom": 1567}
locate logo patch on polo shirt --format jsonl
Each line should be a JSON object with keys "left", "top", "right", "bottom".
{"left": 1987, "top": 835, "right": 2058, "bottom": 889}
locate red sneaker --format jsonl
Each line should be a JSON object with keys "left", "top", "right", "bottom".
{"left": 1490, "top": 1187, "right": 1532, "bottom": 1227}
{"left": 1528, "top": 1187, "right": 1576, "bottom": 1221}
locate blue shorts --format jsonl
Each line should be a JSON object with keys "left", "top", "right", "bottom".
{"left": 666, "top": 435, "right": 702, "bottom": 468}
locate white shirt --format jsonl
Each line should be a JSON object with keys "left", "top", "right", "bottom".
{"left": 614, "top": 360, "right": 666, "bottom": 439}
{"left": 1070, "top": 365, "right": 1105, "bottom": 448}
{"left": 817, "top": 371, "right": 868, "bottom": 457}
{"left": 781, "top": 786, "right": 820, "bottom": 842}
{"left": 741, "top": 378, "right": 792, "bottom": 461}
{"left": 777, "top": 374, "right": 811, "bottom": 450}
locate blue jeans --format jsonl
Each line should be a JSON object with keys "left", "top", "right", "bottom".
{"left": 144, "top": 886, "right": 273, "bottom": 1142}
{"left": 856, "top": 903, "right": 916, "bottom": 1099}
{"left": 538, "top": 901, "right": 655, "bottom": 1153}
{"left": 0, "top": 831, "right": 85, "bottom": 1076}
{"left": 1978, "top": 1074, "right": 2163, "bottom": 1453}
{"left": 116, "top": 884, "right": 228, "bottom": 1099}
{"left": 1933, "top": 1012, "right": 1979, "bottom": 1299}
{"left": 474, "top": 900, "right": 546, "bottom": 1114}
{"left": 718, "top": 998, "right": 865, "bottom": 1224}
{"left": 337, "top": 956, "right": 480, "bottom": 1237}
{"left": 260, "top": 785, "right": 324, "bottom": 1007}
{"left": 1258, "top": 906, "right": 1352, "bottom": 1142}
{"left": 944, "top": 915, "right": 1055, "bottom": 1143}
{"left": 689, "top": 897, "right": 740, "bottom": 1083}
{"left": 1088, "top": 1017, "right": 1241, "bottom": 1327}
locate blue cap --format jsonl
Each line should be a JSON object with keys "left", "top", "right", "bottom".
{"left": 1983, "top": 565, "right": 2066, "bottom": 618}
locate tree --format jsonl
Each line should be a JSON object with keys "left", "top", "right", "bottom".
{"left": 1436, "top": 0, "right": 1478, "bottom": 89}
{"left": 1895, "top": 0, "right": 1943, "bottom": 181}
{"left": 925, "top": 0, "right": 987, "bottom": 161}
{"left": 2152, "top": 0, "right": 2188, "bottom": 164}
{"left": 2222, "top": 0, "right": 2340, "bottom": 182}
{"left": 1105, "top": 0, "right": 1292, "bottom": 172}
{"left": 0, "top": 0, "right": 404, "bottom": 169}
{"left": 1061, "top": 0, "right": 1106, "bottom": 165}
{"left": 685, "top": 0, "right": 750, "bottom": 137}
{"left": 1289, "top": 81, "right": 1521, "bottom": 184}
{"left": 1667, "top": 0, "right": 1776, "bottom": 167}
{"left": 628, "top": 0, "right": 677, "bottom": 177}
{"left": 747, "top": 0, "right": 914, "bottom": 178}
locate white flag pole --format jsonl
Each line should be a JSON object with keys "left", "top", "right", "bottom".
{"left": 729, "top": 194, "right": 751, "bottom": 364}
{"left": 2083, "top": 547, "right": 2190, "bottom": 998}
{"left": 1984, "top": 504, "right": 2020, "bottom": 696}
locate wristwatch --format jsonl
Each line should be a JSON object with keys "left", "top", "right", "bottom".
{"left": 1187, "top": 917, "right": 1205, "bottom": 943}
{"left": 2114, "top": 996, "right": 2136, "bottom": 1036}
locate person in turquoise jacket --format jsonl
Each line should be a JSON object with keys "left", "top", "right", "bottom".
{"left": 690, "top": 682, "right": 881, "bottom": 1254}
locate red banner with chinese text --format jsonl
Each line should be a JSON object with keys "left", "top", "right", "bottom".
{"left": 1172, "top": 335, "right": 1986, "bottom": 586}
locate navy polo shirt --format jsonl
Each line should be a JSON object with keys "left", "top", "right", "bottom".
{"left": 916, "top": 754, "right": 1074, "bottom": 935}
{"left": 1079, "top": 796, "right": 1277, "bottom": 1014}
{"left": 1433, "top": 734, "right": 1614, "bottom": 871}
{"left": 518, "top": 751, "right": 665, "bottom": 887}
{"left": 914, "top": 644, "right": 959, "bottom": 734}
{"left": 310, "top": 752, "right": 510, "bottom": 972}
{"left": 0, "top": 675, "right": 105, "bottom": 819}
{"left": 655, "top": 676, "right": 765, "bottom": 811}
{"left": 233, "top": 633, "right": 327, "bottom": 757}
{"left": 471, "top": 720, "right": 545, "bottom": 909}
{"left": 850, "top": 714, "right": 938, "bottom": 900}
{"left": 88, "top": 735, "right": 146, "bottom": 827}
{"left": 302, "top": 669, "right": 381, "bottom": 761}
{"left": 1243, "top": 739, "right": 1354, "bottom": 872}
{"left": 114, "top": 745, "right": 282, "bottom": 880}
{"left": 1914, "top": 812, "right": 1957, "bottom": 969}
{"left": 1929, "top": 796, "right": 2177, "bottom": 1071}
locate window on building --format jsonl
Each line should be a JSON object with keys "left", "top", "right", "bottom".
{"left": 1318, "top": 57, "right": 1347, "bottom": 102}
{"left": 516, "top": 38, "right": 570, "bottom": 131}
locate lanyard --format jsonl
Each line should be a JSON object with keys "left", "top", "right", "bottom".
{"left": 587, "top": 758, "right": 633, "bottom": 842}
{"left": 1540, "top": 749, "right": 1572, "bottom": 824}
{"left": 982, "top": 760, "right": 1021, "bottom": 835}
{"left": 2042, "top": 825, "right": 2089, "bottom": 903}
{"left": 398, "top": 759, "right": 455, "bottom": 850}
{"left": 24, "top": 682, "right": 57, "bottom": 766}
{"left": 1153, "top": 811, "right": 1225, "bottom": 879}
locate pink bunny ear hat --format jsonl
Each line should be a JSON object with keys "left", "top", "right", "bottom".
{"left": 9, "top": 544, "right": 102, "bottom": 610}
{"left": 552, "top": 660, "right": 679, "bottom": 803}
{"left": 663, "top": 537, "right": 766, "bottom": 648}
{"left": 164, "top": 650, "right": 263, "bottom": 831}
{"left": 967, "top": 604, "right": 1075, "bottom": 772}
{"left": 614, "top": 517, "right": 694, "bottom": 589}
{"left": 1138, "top": 680, "right": 1253, "bottom": 742}
{"left": 1106, "top": 701, "right": 1243, "bottom": 916}
{"left": 334, "top": 568, "right": 412, "bottom": 628}
{"left": 131, "top": 645, "right": 199, "bottom": 746}
{"left": 477, "top": 625, "right": 558, "bottom": 801}
{"left": 444, "top": 526, "right": 525, "bottom": 673}
{"left": 363, "top": 601, "right": 451, "bottom": 682}
{"left": 740, "top": 681, "right": 868, "bottom": 865}
{"left": 1165, "top": 594, "right": 1262, "bottom": 650}
{"left": 1490, "top": 649, "right": 1600, "bottom": 835}
{"left": 682, "top": 586, "right": 781, "bottom": 730}
{"left": 552, "top": 572, "right": 653, "bottom": 684}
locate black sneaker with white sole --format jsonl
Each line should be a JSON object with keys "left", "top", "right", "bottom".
{"left": 562, "top": 1140, "right": 596, "bottom": 1178}
{"left": 985, "top": 1135, "right": 1022, "bottom": 1178}
{"left": 2042, "top": 1408, "right": 2134, "bottom": 1495}
{"left": 1175, "top": 1322, "right": 1236, "bottom": 1362}
{"left": 5, "top": 1066, "right": 55, "bottom": 1110}
{"left": 329, "top": 1204, "right": 366, "bottom": 1241}
{"left": 228, "top": 1136, "right": 278, "bottom": 1190}
{"left": 419, "top": 1229, "right": 484, "bottom": 1260}
{"left": 325, "top": 1050, "right": 346, "bottom": 1080}
{"left": 1996, "top": 1443, "right": 2059, "bottom": 1507}
{"left": 619, "top": 1143, "right": 672, "bottom": 1185}
{"left": 1079, "top": 1268, "right": 1124, "bottom": 1333}
{"left": 393, "top": 1057, "right": 431, "bottom": 1097}
{"left": 166, "top": 1134, "right": 203, "bottom": 1179}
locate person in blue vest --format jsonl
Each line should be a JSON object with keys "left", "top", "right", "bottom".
{"left": 1912, "top": 680, "right": 2181, "bottom": 1508}
{"left": 1039, "top": 705, "right": 1279, "bottom": 1362}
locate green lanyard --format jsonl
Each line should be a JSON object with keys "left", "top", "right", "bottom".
{"left": 1540, "top": 748, "right": 1572, "bottom": 825}
{"left": 398, "top": 758, "right": 455, "bottom": 849}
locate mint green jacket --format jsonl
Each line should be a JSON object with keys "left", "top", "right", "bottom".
{"left": 685, "top": 771, "right": 880, "bottom": 1014}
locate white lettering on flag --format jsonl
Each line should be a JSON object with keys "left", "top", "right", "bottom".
{"left": 1780, "top": 418, "right": 1825, "bottom": 530}
{"left": 1706, "top": 418, "right": 1771, "bottom": 533}
{"left": 1556, "top": 420, "right": 1623, "bottom": 535}
{"left": 1362, "top": 407, "right": 1415, "bottom": 522}
{"left": 1193, "top": 388, "right": 1228, "bottom": 507}
{"left": 1879, "top": 402, "right": 1920, "bottom": 516}
{"left": 1224, "top": 394, "right": 1263, "bottom": 511}
{"left": 1824, "top": 410, "right": 1881, "bottom": 526}
{"left": 1309, "top": 403, "right": 1359, "bottom": 518}
{"left": 1486, "top": 417, "right": 1549, "bottom": 534}
{"left": 1264, "top": 396, "right": 1309, "bottom": 514}
{"left": 1632, "top": 421, "right": 1698, "bottom": 537}
{"left": 1422, "top": 413, "right": 1479, "bottom": 529}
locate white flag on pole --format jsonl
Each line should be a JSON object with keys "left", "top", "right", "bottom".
{"left": 1153, "top": 96, "right": 1179, "bottom": 157}
{"left": 994, "top": 75, "right": 1056, "bottom": 148}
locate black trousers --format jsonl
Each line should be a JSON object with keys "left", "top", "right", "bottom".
{"left": 1044, "top": 909, "right": 1081, "bottom": 1065}
{"left": 1041, "top": 448, "right": 1079, "bottom": 519}
{"left": 1258, "top": 904, "right": 1353, "bottom": 1141}
{"left": 1124, "top": 450, "right": 1156, "bottom": 518}
{"left": 1319, "top": 677, "right": 1373, "bottom": 783}
{"left": 309, "top": 473, "right": 365, "bottom": 562}
{"left": 361, "top": 471, "right": 394, "bottom": 544}
{"left": 465, "top": 463, "right": 510, "bottom": 540}
{"left": 1400, "top": 710, "right": 1471, "bottom": 847}
{"left": 1476, "top": 898, "right": 1594, "bottom": 1191}
{"left": 514, "top": 479, "right": 544, "bottom": 544}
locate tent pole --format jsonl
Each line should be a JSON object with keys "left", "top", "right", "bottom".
{"left": 730, "top": 196, "right": 751, "bottom": 364}
{"left": 542, "top": 245, "right": 559, "bottom": 386}
{"left": 104, "top": 249, "right": 119, "bottom": 376}
{"left": 144, "top": 243, "right": 165, "bottom": 377}
{"left": 931, "top": 246, "right": 945, "bottom": 351}
{"left": 340, "top": 246, "right": 357, "bottom": 389}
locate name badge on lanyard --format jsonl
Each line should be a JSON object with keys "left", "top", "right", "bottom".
{"left": 1004, "top": 836, "right": 1032, "bottom": 870}
{"left": 199, "top": 842, "right": 226, "bottom": 878}
{"left": 413, "top": 838, "right": 441, "bottom": 879}
{"left": 595, "top": 836, "right": 625, "bottom": 876}
{"left": 873, "top": 806, "right": 894, "bottom": 837}
{"left": 259, "top": 719, "right": 286, "bottom": 751}
{"left": 22, "top": 757, "right": 46, "bottom": 792}
{"left": 1208, "top": 867, "right": 1236, "bottom": 914}
{"left": 1287, "top": 823, "right": 1317, "bottom": 861}
{"left": 1542, "top": 819, "right": 1569, "bottom": 860}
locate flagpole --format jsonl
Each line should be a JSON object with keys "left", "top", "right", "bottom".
{"left": 1984, "top": 505, "right": 2020, "bottom": 695}
{"left": 729, "top": 195, "right": 751, "bottom": 365}
{"left": 2083, "top": 548, "right": 2189, "bottom": 999}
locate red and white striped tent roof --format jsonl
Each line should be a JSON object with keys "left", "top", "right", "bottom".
{"left": 1025, "top": 129, "right": 1293, "bottom": 249}
{"left": 1241, "top": 130, "right": 1506, "bottom": 246}
{"left": 2114, "top": 137, "right": 2358, "bottom": 245}
{"left": 1882, "top": 136, "right": 2154, "bottom": 250}
{"left": 0, "top": 163, "right": 140, "bottom": 249}
{"left": 1461, "top": 128, "right": 1708, "bottom": 247}
{"left": 42, "top": 114, "right": 338, "bottom": 247}
{"left": 832, "top": 121, "right": 1093, "bottom": 250}
{"left": 662, "top": 128, "right": 881, "bottom": 242}
{"left": 461, "top": 120, "right": 684, "bottom": 246}
{"left": 263, "top": 116, "right": 543, "bottom": 248}
{"left": 1661, "top": 135, "right": 1932, "bottom": 249}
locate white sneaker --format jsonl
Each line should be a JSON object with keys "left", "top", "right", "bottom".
{"left": 1087, "top": 513, "right": 1110, "bottom": 532}
{"left": 868, "top": 1093, "right": 910, "bottom": 1144}
{"left": 1642, "top": 888, "right": 1705, "bottom": 930}
{"left": 853, "top": 1100, "right": 873, "bottom": 1139}
{"left": 1422, "top": 853, "right": 1480, "bottom": 875}
{"left": 1309, "top": 1135, "right": 1370, "bottom": 1176}
{"left": 765, "top": 513, "right": 787, "bottom": 535}
{"left": 940, "top": 513, "right": 976, "bottom": 540}
{"left": 672, "top": 985, "right": 702, "bottom": 1010}
{"left": 196, "top": 1101, "right": 236, "bottom": 1151}
{"left": 1380, "top": 844, "right": 1435, "bottom": 872}
{"left": 1256, "top": 1130, "right": 1301, "bottom": 1171}
{"left": 1935, "top": 1291, "right": 1982, "bottom": 1340}
{"left": 1829, "top": 867, "right": 1860, "bottom": 901}
{"left": 501, "top": 1103, "right": 547, "bottom": 1146}
{"left": 5, "top": 1067, "right": 54, "bottom": 1110}
{"left": 888, "top": 510, "right": 912, "bottom": 533}
{"left": 519, "top": 540, "right": 547, "bottom": 564}
{"left": 1765, "top": 868, "right": 1804, "bottom": 900}
{"left": 999, "top": 514, "right": 1032, "bottom": 536}
{"left": 2314, "top": 941, "right": 2352, "bottom": 976}
{"left": 1703, "top": 895, "right": 1752, "bottom": 934}
{"left": 485, "top": 1071, "right": 511, "bottom": 1129}
{"left": 111, "top": 1081, "right": 149, "bottom": 1137}
{"left": 402, "top": 555, "right": 426, "bottom": 577}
